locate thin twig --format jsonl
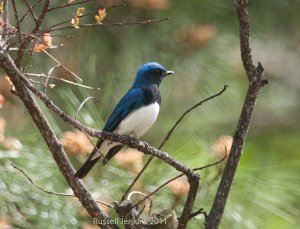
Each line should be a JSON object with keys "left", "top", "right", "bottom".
{"left": 189, "top": 208, "right": 207, "bottom": 220}
{"left": 15, "top": 0, "right": 50, "bottom": 68}
{"left": 44, "top": 64, "right": 60, "bottom": 93}
{"left": 29, "top": 78, "right": 55, "bottom": 88}
{"left": 159, "top": 85, "right": 228, "bottom": 149}
{"left": 40, "top": 3, "right": 127, "bottom": 34}
{"left": 11, "top": 0, "right": 22, "bottom": 43}
{"left": 23, "top": 0, "right": 38, "bottom": 22}
{"left": 75, "top": 96, "right": 99, "bottom": 120}
{"left": 130, "top": 154, "right": 227, "bottom": 211}
{"left": 121, "top": 85, "right": 228, "bottom": 201}
{"left": 11, "top": 162, "right": 73, "bottom": 196}
{"left": 20, "top": 0, "right": 42, "bottom": 23}
{"left": 41, "top": 49, "right": 83, "bottom": 82}
{"left": 11, "top": 163, "right": 113, "bottom": 208}
{"left": 42, "top": 18, "right": 170, "bottom": 33}
{"left": 127, "top": 191, "right": 153, "bottom": 216}
{"left": 48, "top": 0, "right": 96, "bottom": 12}
{"left": 1, "top": 0, "right": 9, "bottom": 43}
{"left": 26, "top": 73, "right": 100, "bottom": 90}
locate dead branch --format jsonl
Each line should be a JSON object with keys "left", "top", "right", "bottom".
{"left": 25, "top": 73, "right": 101, "bottom": 90}
{"left": 42, "top": 18, "right": 170, "bottom": 33}
{"left": 41, "top": 49, "right": 83, "bottom": 82}
{"left": 205, "top": 1, "right": 268, "bottom": 228}
{"left": 44, "top": 64, "right": 60, "bottom": 93}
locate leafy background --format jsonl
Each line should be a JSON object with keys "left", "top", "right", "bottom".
{"left": 1, "top": 0, "right": 300, "bottom": 228}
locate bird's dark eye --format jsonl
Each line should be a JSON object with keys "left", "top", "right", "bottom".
{"left": 154, "top": 69, "right": 161, "bottom": 74}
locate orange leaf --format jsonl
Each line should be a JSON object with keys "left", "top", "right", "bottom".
{"left": 68, "top": 0, "right": 75, "bottom": 3}
{"left": 32, "top": 43, "right": 48, "bottom": 52}
{"left": 95, "top": 8, "right": 107, "bottom": 24}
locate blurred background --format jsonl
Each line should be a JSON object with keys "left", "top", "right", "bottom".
{"left": 1, "top": 0, "right": 300, "bottom": 228}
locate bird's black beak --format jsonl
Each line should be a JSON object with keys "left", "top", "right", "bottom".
{"left": 163, "top": 70, "right": 174, "bottom": 76}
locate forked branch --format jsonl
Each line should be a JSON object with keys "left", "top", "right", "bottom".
{"left": 205, "top": 1, "right": 268, "bottom": 228}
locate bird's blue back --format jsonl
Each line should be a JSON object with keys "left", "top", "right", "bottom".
{"left": 103, "top": 62, "right": 166, "bottom": 132}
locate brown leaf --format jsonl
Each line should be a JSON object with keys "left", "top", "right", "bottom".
{"left": 114, "top": 148, "right": 144, "bottom": 174}
{"left": 167, "top": 179, "right": 189, "bottom": 197}
{"left": 60, "top": 130, "right": 94, "bottom": 155}
{"left": 177, "top": 24, "right": 217, "bottom": 48}
{"left": 32, "top": 43, "right": 48, "bottom": 52}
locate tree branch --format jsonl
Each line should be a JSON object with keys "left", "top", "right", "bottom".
{"left": 11, "top": 162, "right": 114, "bottom": 209}
{"left": 205, "top": 1, "right": 268, "bottom": 228}
{"left": 42, "top": 18, "right": 170, "bottom": 33}
{"left": 121, "top": 85, "right": 228, "bottom": 201}
{"left": 15, "top": 0, "right": 50, "bottom": 68}
{"left": 130, "top": 154, "right": 227, "bottom": 212}
{"left": 0, "top": 52, "right": 198, "bottom": 229}
{"left": 0, "top": 53, "right": 118, "bottom": 229}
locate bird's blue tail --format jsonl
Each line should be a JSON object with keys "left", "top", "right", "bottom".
{"left": 75, "top": 148, "right": 100, "bottom": 178}
{"left": 75, "top": 141, "right": 103, "bottom": 178}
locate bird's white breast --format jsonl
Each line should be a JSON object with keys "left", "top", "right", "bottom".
{"left": 116, "top": 102, "right": 160, "bottom": 138}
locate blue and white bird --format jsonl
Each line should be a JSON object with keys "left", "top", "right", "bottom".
{"left": 75, "top": 62, "right": 174, "bottom": 178}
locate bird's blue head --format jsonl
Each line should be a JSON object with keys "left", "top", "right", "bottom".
{"left": 132, "top": 62, "right": 174, "bottom": 88}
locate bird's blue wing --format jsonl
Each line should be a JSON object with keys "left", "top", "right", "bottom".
{"left": 103, "top": 88, "right": 145, "bottom": 132}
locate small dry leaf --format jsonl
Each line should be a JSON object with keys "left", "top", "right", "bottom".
{"left": 95, "top": 8, "right": 107, "bottom": 24}
{"left": 42, "top": 33, "right": 52, "bottom": 47}
{"left": 32, "top": 43, "right": 48, "bottom": 52}
{"left": 0, "top": 93, "right": 5, "bottom": 108}
{"left": 60, "top": 130, "right": 93, "bottom": 155}
{"left": 32, "top": 33, "right": 52, "bottom": 52}
{"left": 76, "top": 7, "right": 85, "bottom": 17}
{"left": 0, "top": 2, "right": 4, "bottom": 15}
{"left": 71, "top": 16, "right": 80, "bottom": 28}
{"left": 68, "top": 0, "right": 75, "bottom": 4}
